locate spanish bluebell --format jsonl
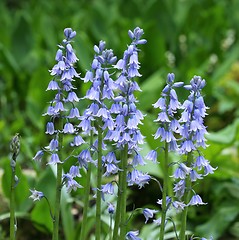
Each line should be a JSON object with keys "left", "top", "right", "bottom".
{"left": 152, "top": 73, "right": 183, "bottom": 152}
{"left": 179, "top": 76, "right": 208, "bottom": 154}
{"left": 62, "top": 173, "right": 82, "bottom": 193}
{"left": 32, "top": 28, "right": 83, "bottom": 195}
{"left": 126, "top": 230, "right": 141, "bottom": 240}
{"left": 143, "top": 208, "right": 158, "bottom": 223}
{"left": 33, "top": 150, "right": 44, "bottom": 162}
{"left": 188, "top": 194, "right": 206, "bottom": 206}
{"left": 29, "top": 189, "right": 44, "bottom": 201}
{"left": 107, "top": 202, "right": 115, "bottom": 214}
{"left": 79, "top": 40, "right": 117, "bottom": 138}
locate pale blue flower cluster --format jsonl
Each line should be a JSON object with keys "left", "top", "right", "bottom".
{"left": 78, "top": 40, "right": 119, "bottom": 186}
{"left": 29, "top": 27, "right": 214, "bottom": 240}
{"left": 152, "top": 73, "right": 183, "bottom": 151}
{"left": 31, "top": 28, "right": 83, "bottom": 198}
{"left": 62, "top": 165, "right": 82, "bottom": 192}
{"left": 173, "top": 76, "right": 216, "bottom": 205}
{"left": 142, "top": 73, "right": 216, "bottom": 238}
{"left": 44, "top": 27, "right": 81, "bottom": 164}
{"left": 84, "top": 28, "right": 149, "bottom": 208}
{"left": 110, "top": 27, "right": 149, "bottom": 187}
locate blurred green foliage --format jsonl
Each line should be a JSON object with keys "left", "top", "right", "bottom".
{"left": 1, "top": 0, "right": 239, "bottom": 239}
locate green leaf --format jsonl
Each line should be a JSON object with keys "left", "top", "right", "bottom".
{"left": 196, "top": 204, "right": 239, "bottom": 239}
{"left": 139, "top": 70, "right": 165, "bottom": 111}
{"left": 212, "top": 43, "right": 239, "bottom": 88}
{"left": 0, "top": 211, "right": 29, "bottom": 221}
{"left": 49, "top": 165, "right": 75, "bottom": 240}
{"left": 207, "top": 118, "right": 239, "bottom": 144}
{"left": 2, "top": 162, "right": 30, "bottom": 211}
{"left": 26, "top": 67, "right": 50, "bottom": 129}
{"left": 30, "top": 166, "right": 75, "bottom": 238}
{"left": 11, "top": 12, "right": 33, "bottom": 68}
{"left": 0, "top": 44, "right": 20, "bottom": 73}
{"left": 229, "top": 221, "right": 239, "bottom": 238}
{"left": 74, "top": 215, "right": 95, "bottom": 240}
{"left": 30, "top": 198, "right": 53, "bottom": 233}
{"left": 61, "top": 187, "right": 75, "bottom": 240}
{"left": 75, "top": 33, "right": 94, "bottom": 71}
{"left": 140, "top": 112, "right": 160, "bottom": 150}
{"left": 214, "top": 180, "right": 239, "bottom": 200}
{"left": 30, "top": 167, "right": 55, "bottom": 233}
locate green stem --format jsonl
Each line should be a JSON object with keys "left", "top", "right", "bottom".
{"left": 43, "top": 196, "right": 55, "bottom": 220}
{"left": 52, "top": 163, "right": 63, "bottom": 240}
{"left": 119, "top": 145, "right": 128, "bottom": 240}
{"left": 95, "top": 123, "right": 103, "bottom": 240}
{"left": 52, "top": 120, "right": 63, "bottom": 240}
{"left": 179, "top": 152, "right": 193, "bottom": 240}
{"left": 167, "top": 217, "right": 179, "bottom": 240}
{"left": 9, "top": 134, "right": 20, "bottom": 240}
{"left": 80, "top": 131, "right": 93, "bottom": 240}
{"left": 159, "top": 142, "right": 169, "bottom": 240}
{"left": 10, "top": 163, "right": 16, "bottom": 240}
{"left": 109, "top": 214, "right": 113, "bottom": 240}
{"left": 112, "top": 159, "right": 123, "bottom": 240}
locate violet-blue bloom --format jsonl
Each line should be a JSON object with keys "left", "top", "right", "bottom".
{"left": 203, "top": 163, "right": 217, "bottom": 176}
{"left": 99, "top": 28, "right": 148, "bottom": 199}
{"left": 62, "top": 173, "right": 82, "bottom": 192}
{"left": 49, "top": 139, "right": 58, "bottom": 151}
{"left": 102, "top": 152, "right": 120, "bottom": 176}
{"left": 64, "top": 28, "right": 76, "bottom": 40}
{"left": 173, "top": 179, "right": 186, "bottom": 199}
{"left": 79, "top": 40, "right": 117, "bottom": 139}
{"left": 153, "top": 217, "right": 162, "bottom": 226}
{"left": 188, "top": 194, "right": 207, "bottom": 206}
{"left": 126, "top": 230, "right": 141, "bottom": 240}
{"left": 143, "top": 208, "right": 158, "bottom": 223}
{"left": 46, "top": 80, "right": 59, "bottom": 91}
{"left": 127, "top": 169, "right": 151, "bottom": 188}
{"left": 108, "top": 27, "right": 146, "bottom": 154}
{"left": 101, "top": 182, "right": 115, "bottom": 195}
{"left": 70, "top": 135, "right": 85, "bottom": 147}
{"left": 45, "top": 122, "right": 55, "bottom": 135}
{"left": 107, "top": 202, "right": 115, "bottom": 214}
{"left": 33, "top": 150, "right": 44, "bottom": 162}
{"left": 54, "top": 101, "right": 66, "bottom": 113}
{"left": 132, "top": 153, "right": 145, "bottom": 166}
{"left": 137, "top": 174, "right": 151, "bottom": 189}
{"left": 158, "top": 197, "right": 186, "bottom": 211}
{"left": 77, "top": 149, "right": 92, "bottom": 169}
{"left": 145, "top": 150, "right": 158, "bottom": 163}
{"left": 174, "top": 76, "right": 216, "bottom": 204}
{"left": 171, "top": 200, "right": 186, "bottom": 211}
{"left": 152, "top": 73, "right": 182, "bottom": 153}
{"left": 201, "top": 237, "right": 213, "bottom": 240}
{"left": 63, "top": 122, "right": 75, "bottom": 134}
{"left": 179, "top": 76, "right": 209, "bottom": 154}
{"left": 29, "top": 189, "right": 44, "bottom": 201}
{"left": 69, "top": 165, "right": 81, "bottom": 178}
{"left": 48, "top": 153, "right": 62, "bottom": 165}
{"left": 157, "top": 196, "right": 171, "bottom": 207}
{"left": 34, "top": 28, "right": 81, "bottom": 167}
{"left": 103, "top": 162, "right": 119, "bottom": 177}
{"left": 173, "top": 163, "right": 191, "bottom": 179}
{"left": 190, "top": 169, "right": 202, "bottom": 182}
{"left": 194, "top": 155, "right": 208, "bottom": 169}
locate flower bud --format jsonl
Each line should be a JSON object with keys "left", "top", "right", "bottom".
{"left": 10, "top": 133, "right": 20, "bottom": 159}
{"left": 108, "top": 202, "right": 115, "bottom": 214}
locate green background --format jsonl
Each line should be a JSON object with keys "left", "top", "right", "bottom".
{"left": 1, "top": 0, "right": 239, "bottom": 239}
